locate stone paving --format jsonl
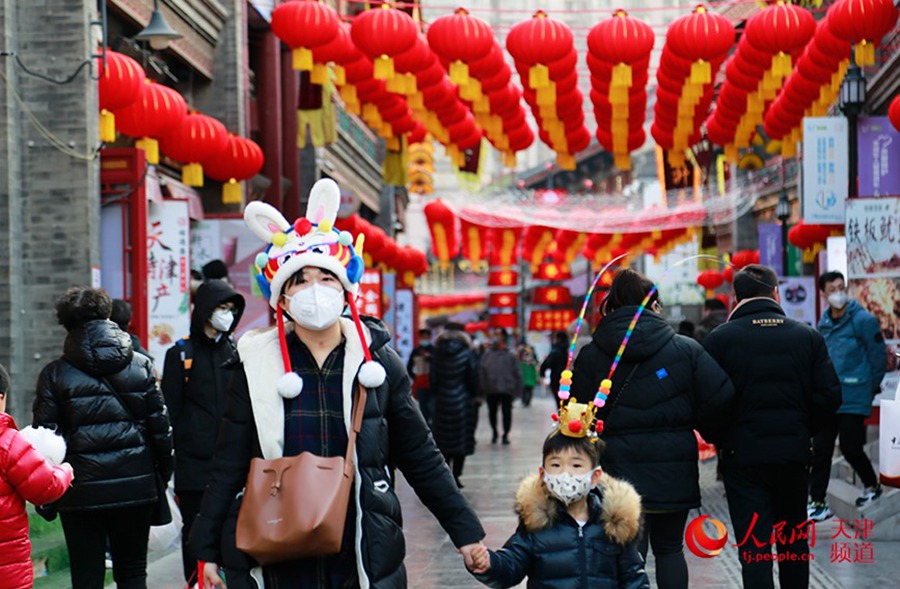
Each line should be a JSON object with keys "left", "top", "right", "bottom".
{"left": 133, "top": 393, "right": 899, "bottom": 588}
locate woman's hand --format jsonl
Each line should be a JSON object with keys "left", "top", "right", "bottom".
{"left": 203, "top": 562, "right": 227, "bottom": 588}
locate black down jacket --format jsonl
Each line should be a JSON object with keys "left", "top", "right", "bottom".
{"left": 32, "top": 320, "right": 173, "bottom": 511}
{"left": 430, "top": 329, "right": 478, "bottom": 457}
{"left": 702, "top": 298, "right": 842, "bottom": 468}
{"left": 161, "top": 279, "right": 244, "bottom": 492}
{"left": 473, "top": 474, "right": 649, "bottom": 589}
{"left": 190, "top": 316, "right": 485, "bottom": 587}
{"left": 570, "top": 308, "right": 734, "bottom": 511}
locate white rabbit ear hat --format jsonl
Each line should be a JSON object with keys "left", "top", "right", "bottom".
{"left": 244, "top": 178, "right": 385, "bottom": 397}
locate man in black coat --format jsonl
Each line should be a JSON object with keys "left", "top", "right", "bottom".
{"left": 161, "top": 279, "right": 245, "bottom": 583}
{"left": 430, "top": 322, "right": 479, "bottom": 488}
{"left": 703, "top": 265, "right": 841, "bottom": 589}
{"left": 540, "top": 331, "right": 568, "bottom": 397}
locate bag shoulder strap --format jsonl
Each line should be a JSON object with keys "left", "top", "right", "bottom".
{"left": 596, "top": 362, "right": 642, "bottom": 424}
{"left": 176, "top": 337, "right": 193, "bottom": 383}
{"left": 343, "top": 384, "right": 368, "bottom": 478}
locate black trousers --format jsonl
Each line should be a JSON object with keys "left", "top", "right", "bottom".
{"left": 60, "top": 504, "right": 154, "bottom": 589}
{"left": 443, "top": 454, "right": 466, "bottom": 480}
{"left": 636, "top": 510, "right": 689, "bottom": 589}
{"left": 486, "top": 394, "right": 513, "bottom": 436}
{"left": 810, "top": 413, "right": 878, "bottom": 502}
{"left": 522, "top": 386, "right": 534, "bottom": 407}
{"left": 177, "top": 490, "right": 205, "bottom": 583}
{"left": 724, "top": 464, "right": 811, "bottom": 589}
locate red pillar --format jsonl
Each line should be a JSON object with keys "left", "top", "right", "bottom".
{"left": 281, "top": 49, "right": 301, "bottom": 221}
{"left": 258, "top": 31, "right": 283, "bottom": 209}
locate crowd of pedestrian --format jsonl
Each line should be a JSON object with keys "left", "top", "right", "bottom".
{"left": 1, "top": 181, "right": 889, "bottom": 589}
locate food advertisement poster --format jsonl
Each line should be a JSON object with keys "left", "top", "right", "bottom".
{"left": 147, "top": 200, "right": 191, "bottom": 371}
{"left": 846, "top": 197, "right": 900, "bottom": 396}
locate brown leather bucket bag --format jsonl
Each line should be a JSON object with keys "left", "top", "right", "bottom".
{"left": 235, "top": 385, "right": 366, "bottom": 565}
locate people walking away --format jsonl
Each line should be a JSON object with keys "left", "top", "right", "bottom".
{"left": 570, "top": 268, "right": 734, "bottom": 589}
{"left": 808, "top": 271, "right": 887, "bottom": 521}
{"left": 202, "top": 259, "right": 231, "bottom": 285}
{"left": 540, "top": 331, "right": 568, "bottom": 399}
{"left": 0, "top": 363, "right": 74, "bottom": 589}
{"left": 469, "top": 425, "right": 649, "bottom": 588}
{"left": 32, "top": 287, "right": 173, "bottom": 589}
{"left": 694, "top": 297, "right": 727, "bottom": 343}
{"left": 407, "top": 327, "right": 435, "bottom": 425}
{"left": 703, "top": 265, "right": 841, "bottom": 589}
{"left": 190, "top": 180, "right": 487, "bottom": 589}
{"left": 161, "top": 279, "right": 245, "bottom": 583}
{"left": 480, "top": 328, "right": 524, "bottom": 445}
{"left": 430, "top": 322, "right": 479, "bottom": 488}
{"left": 517, "top": 340, "right": 539, "bottom": 407}
{"left": 110, "top": 299, "right": 153, "bottom": 362}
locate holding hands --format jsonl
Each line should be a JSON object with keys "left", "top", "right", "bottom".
{"left": 459, "top": 541, "right": 491, "bottom": 573}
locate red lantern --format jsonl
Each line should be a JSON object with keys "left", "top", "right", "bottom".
{"left": 697, "top": 269, "right": 725, "bottom": 294}
{"left": 426, "top": 8, "right": 494, "bottom": 85}
{"left": 351, "top": 5, "right": 418, "bottom": 81}
{"left": 745, "top": 1, "right": 816, "bottom": 77}
{"left": 889, "top": 95, "right": 900, "bottom": 132}
{"left": 271, "top": 0, "right": 341, "bottom": 71}
{"left": 730, "top": 250, "right": 758, "bottom": 270}
{"left": 828, "top": 0, "right": 899, "bottom": 66}
{"left": 665, "top": 6, "right": 734, "bottom": 84}
{"left": 158, "top": 113, "right": 229, "bottom": 187}
{"left": 115, "top": 81, "right": 187, "bottom": 164}
{"left": 203, "top": 135, "right": 264, "bottom": 204}
{"left": 587, "top": 9, "right": 654, "bottom": 92}
{"left": 723, "top": 265, "right": 734, "bottom": 284}
{"left": 506, "top": 11, "right": 573, "bottom": 89}
{"left": 98, "top": 51, "right": 145, "bottom": 142}
{"left": 423, "top": 199, "right": 460, "bottom": 268}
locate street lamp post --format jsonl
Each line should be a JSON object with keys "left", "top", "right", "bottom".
{"left": 135, "top": 0, "right": 182, "bottom": 50}
{"left": 776, "top": 186, "right": 792, "bottom": 276}
{"left": 839, "top": 54, "right": 866, "bottom": 198}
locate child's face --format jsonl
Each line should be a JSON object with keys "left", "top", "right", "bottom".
{"left": 542, "top": 447, "right": 596, "bottom": 477}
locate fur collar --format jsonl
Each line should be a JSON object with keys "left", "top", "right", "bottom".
{"left": 515, "top": 472, "right": 642, "bottom": 545}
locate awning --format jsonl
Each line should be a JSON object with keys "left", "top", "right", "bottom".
{"left": 159, "top": 174, "right": 205, "bottom": 220}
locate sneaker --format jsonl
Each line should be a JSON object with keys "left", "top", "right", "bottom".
{"left": 855, "top": 485, "right": 883, "bottom": 507}
{"left": 808, "top": 502, "right": 834, "bottom": 522}
{"left": 806, "top": 501, "right": 818, "bottom": 518}
{"left": 105, "top": 552, "right": 113, "bottom": 569}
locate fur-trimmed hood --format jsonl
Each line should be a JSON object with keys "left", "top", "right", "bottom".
{"left": 515, "top": 472, "right": 642, "bottom": 545}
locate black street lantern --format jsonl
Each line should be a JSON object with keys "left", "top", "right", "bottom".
{"left": 135, "top": 0, "right": 182, "bottom": 51}
{"left": 776, "top": 187, "right": 792, "bottom": 275}
{"left": 839, "top": 56, "right": 866, "bottom": 198}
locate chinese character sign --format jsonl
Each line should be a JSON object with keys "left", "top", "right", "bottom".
{"left": 394, "top": 289, "right": 415, "bottom": 366}
{"left": 858, "top": 117, "right": 900, "bottom": 198}
{"left": 846, "top": 197, "right": 900, "bottom": 393}
{"left": 355, "top": 269, "right": 383, "bottom": 319}
{"left": 146, "top": 200, "right": 191, "bottom": 371}
{"left": 802, "top": 117, "right": 848, "bottom": 224}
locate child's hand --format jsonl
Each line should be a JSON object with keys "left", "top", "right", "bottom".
{"left": 459, "top": 542, "right": 491, "bottom": 574}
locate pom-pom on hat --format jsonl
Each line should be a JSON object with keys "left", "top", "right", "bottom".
{"left": 244, "top": 178, "right": 385, "bottom": 398}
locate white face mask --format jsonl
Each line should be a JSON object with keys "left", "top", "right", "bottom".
{"left": 827, "top": 291, "right": 848, "bottom": 310}
{"left": 542, "top": 469, "right": 598, "bottom": 505}
{"left": 209, "top": 309, "right": 234, "bottom": 332}
{"left": 287, "top": 283, "right": 345, "bottom": 331}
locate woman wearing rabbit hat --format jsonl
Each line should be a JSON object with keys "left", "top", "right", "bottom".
{"left": 190, "top": 179, "right": 487, "bottom": 588}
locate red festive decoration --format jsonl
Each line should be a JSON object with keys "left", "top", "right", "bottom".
{"left": 528, "top": 309, "right": 576, "bottom": 332}
{"left": 828, "top": 0, "right": 899, "bottom": 66}
{"left": 665, "top": 5, "right": 734, "bottom": 85}
{"left": 158, "top": 113, "right": 229, "bottom": 187}
{"left": 730, "top": 250, "right": 759, "bottom": 270}
{"left": 426, "top": 8, "right": 494, "bottom": 86}
{"left": 460, "top": 219, "right": 491, "bottom": 272}
{"left": 489, "top": 227, "right": 524, "bottom": 268}
{"left": 202, "top": 135, "right": 264, "bottom": 204}
{"left": 115, "top": 81, "right": 187, "bottom": 165}
{"left": 98, "top": 51, "right": 145, "bottom": 142}
{"left": 697, "top": 270, "right": 725, "bottom": 294}
{"left": 506, "top": 10, "right": 574, "bottom": 89}
{"left": 423, "top": 199, "right": 460, "bottom": 269}
{"left": 890, "top": 95, "right": 900, "bottom": 132}
{"left": 271, "top": 0, "right": 341, "bottom": 71}
{"left": 744, "top": 1, "right": 815, "bottom": 77}
{"left": 351, "top": 4, "right": 418, "bottom": 80}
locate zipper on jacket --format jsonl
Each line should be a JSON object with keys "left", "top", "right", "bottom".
{"left": 578, "top": 524, "right": 587, "bottom": 588}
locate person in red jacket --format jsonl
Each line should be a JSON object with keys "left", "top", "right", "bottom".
{"left": 0, "top": 363, "right": 73, "bottom": 589}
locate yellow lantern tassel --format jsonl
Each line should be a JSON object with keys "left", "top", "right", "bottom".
{"left": 725, "top": 144, "right": 738, "bottom": 163}
{"left": 474, "top": 95, "right": 490, "bottom": 114}
{"left": 183, "top": 163, "right": 204, "bottom": 187}
{"left": 536, "top": 82, "right": 556, "bottom": 106}
{"left": 614, "top": 154, "right": 631, "bottom": 170}
{"left": 405, "top": 74, "right": 417, "bottom": 96}
{"left": 340, "top": 85, "right": 359, "bottom": 106}
{"left": 612, "top": 103, "right": 628, "bottom": 121}
{"left": 293, "top": 47, "right": 313, "bottom": 71}
{"left": 612, "top": 63, "right": 633, "bottom": 88}
{"left": 386, "top": 136, "right": 400, "bottom": 150}
{"left": 490, "top": 115, "right": 503, "bottom": 136}
{"left": 856, "top": 41, "right": 875, "bottom": 67}
{"left": 346, "top": 101, "right": 361, "bottom": 116}
{"left": 100, "top": 110, "right": 116, "bottom": 142}
{"left": 380, "top": 122, "right": 393, "bottom": 139}
{"left": 475, "top": 113, "right": 491, "bottom": 130}
{"left": 222, "top": 179, "right": 242, "bottom": 204}
{"left": 774, "top": 52, "right": 792, "bottom": 78}
{"left": 334, "top": 65, "right": 346, "bottom": 86}
{"left": 612, "top": 121, "right": 628, "bottom": 137}
{"left": 529, "top": 64, "right": 550, "bottom": 89}
{"left": 311, "top": 63, "right": 329, "bottom": 85}
{"left": 409, "top": 92, "right": 424, "bottom": 110}
{"left": 539, "top": 104, "right": 558, "bottom": 121}
{"left": 610, "top": 85, "right": 628, "bottom": 105}
{"left": 374, "top": 55, "right": 394, "bottom": 80}
{"left": 690, "top": 60, "right": 711, "bottom": 85}
{"left": 495, "top": 134, "right": 509, "bottom": 151}
{"left": 386, "top": 75, "right": 406, "bottom": 94}
{"left": 504, "top": 151, "right": 517, "bottom": 168}
{"left": 557, "top": 153, "right": 576, "bottom": 170}
{"left": 136, "top": 137, "right": 159, "bottom": 164}
{"left": 450, "top": 61, "right": 470, "bottom": 86}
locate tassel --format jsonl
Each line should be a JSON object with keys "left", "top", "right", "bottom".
{"left": 362, "top": 103, "right": 380, "bottom": 125}
{"left": 408, "top": 92, "right": 424, "bottom": 110}
{"left": 183, "top": 163, "right": 204, "bottom": 187}
{"left": 612, "top": 63, "right": 633, "bottom": 88}
{"left": 536, "top": 82, "right": 556, "bottom": 106}
{"left": 374, "top": 55, "right": 394, "bottom": 80}
{"left": 460, "top": 79, "right": 482, "bottom": 101}
{"left": 334, "top": 65, "right": 346, "bottom": 86}
{"left": 386, "top": 75, "right": 406, "bottom": 94}
{"left": 474, "top": 96, "right": 490, "bottom": 114}
{"left": 612, "top": 103, "right": 628, "bottom": 121}
{"left": 450, "top": 61, "right": 469, "bottom": 86}
{"left": 386, "top": 136, "right": 400, "bottom": 151}
{"left": 100, "top": 110, "right": 115, "bottom": 142}
{"left": 539, "top": 104, "right": 558, "bottom": 121}
{"left": 495, "top": 134, "right": 509, "bottom": 151}
{"left": 774, "top": 52, "right": 792, "bottom": 78}
{"left": 222, "top": 179, "right": 242, "bottom": 204}
{"left": 136, "top": 137, "right": 159, "bottom": 164}
{"left": 404, "top": 74, "right": 417, "bottom": 96}
{"left": 529, "top": 64, "right": 550, "bottom": 89}
{"left": 311, "top": 63, "right": 329, "bottom": 85}
{"left": 293, "top": 47, "right": 313, "bottom": 71}
{"left": 614, "top": 154, "right": 631, "bottom": 170}
{"left": 690, "top": 60, "right": 711, "bottom": 85}
{"left": 557, "top": 153, "right": 576, "bottom": 170}
{"left": 856, "top": 41, "right": 875, "bottom": 67}
{"left": 380, "top": 122, "right": 393, "bottom": 139}
{"left": 610, "top": 85, "right": 628, "bottom": 106}
{"left": 340, "top": 85, "right": 358, "bottom": 106}
{"left": 504, "top": 151, "right": 517, "bottom": 168}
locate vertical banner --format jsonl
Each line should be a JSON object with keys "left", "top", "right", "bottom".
{"left": 355, "top": 269, "right": 383, "bottom": 318}
{"left": 382, "top": 272, "right": 396, "bottom": 338}
{"left": 802, "top": 117, "right": 848, "bottom": 224}
{"left": 846, "top": 197, "right": 900, "bottom": 394}
{"left": 858, "top": 117, "right": 900, "bottom": 197}
{"left": 778, "top": 276, "right": 817, "bottom": 326}
{"left": 758, "top": 224, "right": 784, "bottom": 277}
{"left": 147, "top": 200, "right": 191, "bottom": 371}
{"left": 394, "top": 289, "right": 415, "bottom": 366}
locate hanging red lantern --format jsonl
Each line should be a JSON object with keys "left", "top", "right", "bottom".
{"left": 115, "top": 80, "right": 187, "bottom": 165}
{"left": 351, "top": 4, "right": 418, "bottom": 81}
{"left": 506, "top": 10, "right": 573, "bottom": 89}
{"left": 745, "top": 1, "right": 816, "bottom": 77}
{"left": 697, "top": 269, "right": 725, "bottom": 295}
{"left": 423, "top": 199, "right": 460, "bottom": 269}
{"left": 889, "top": 95, "right": 900, "bottom": 132}
{"left": 828, "top": 0, "right": 899, "bottom": 66}
{"left": 158, "top": 113, "right": 229, "bottom": 187}
{"left": 271, "top": 0, "right": 341, "bottom": 71}
{"left": 426, "top": 8, "right": 494, "bottom": 85}
{"left": 203, "top": 135, "right": 264, "bottom": 204}
{"left": 587, "top": 9, "right": 654, "bottom": 90}
{"left": 311, "top": 22, "right": 353, "bottom": 85}
{"left": 460, "top": 219, "right": 491, "bottom": 271}
{"left": 730, "top": 250, "right": 759, "bottom": 270}
{"left": 522, "top": 226, "right": 556, "bottom": 271}
{"left": 490, "top": 227, "right": 524, "bottom": 269}
{"left": 665, "top": 5, "right": 734, "bottom": 84}
{"left": 723, "top": 265, "right": 734, "bottom": 284}
{"left": 98, "top": 50, "right": 145, "bottom": 142}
